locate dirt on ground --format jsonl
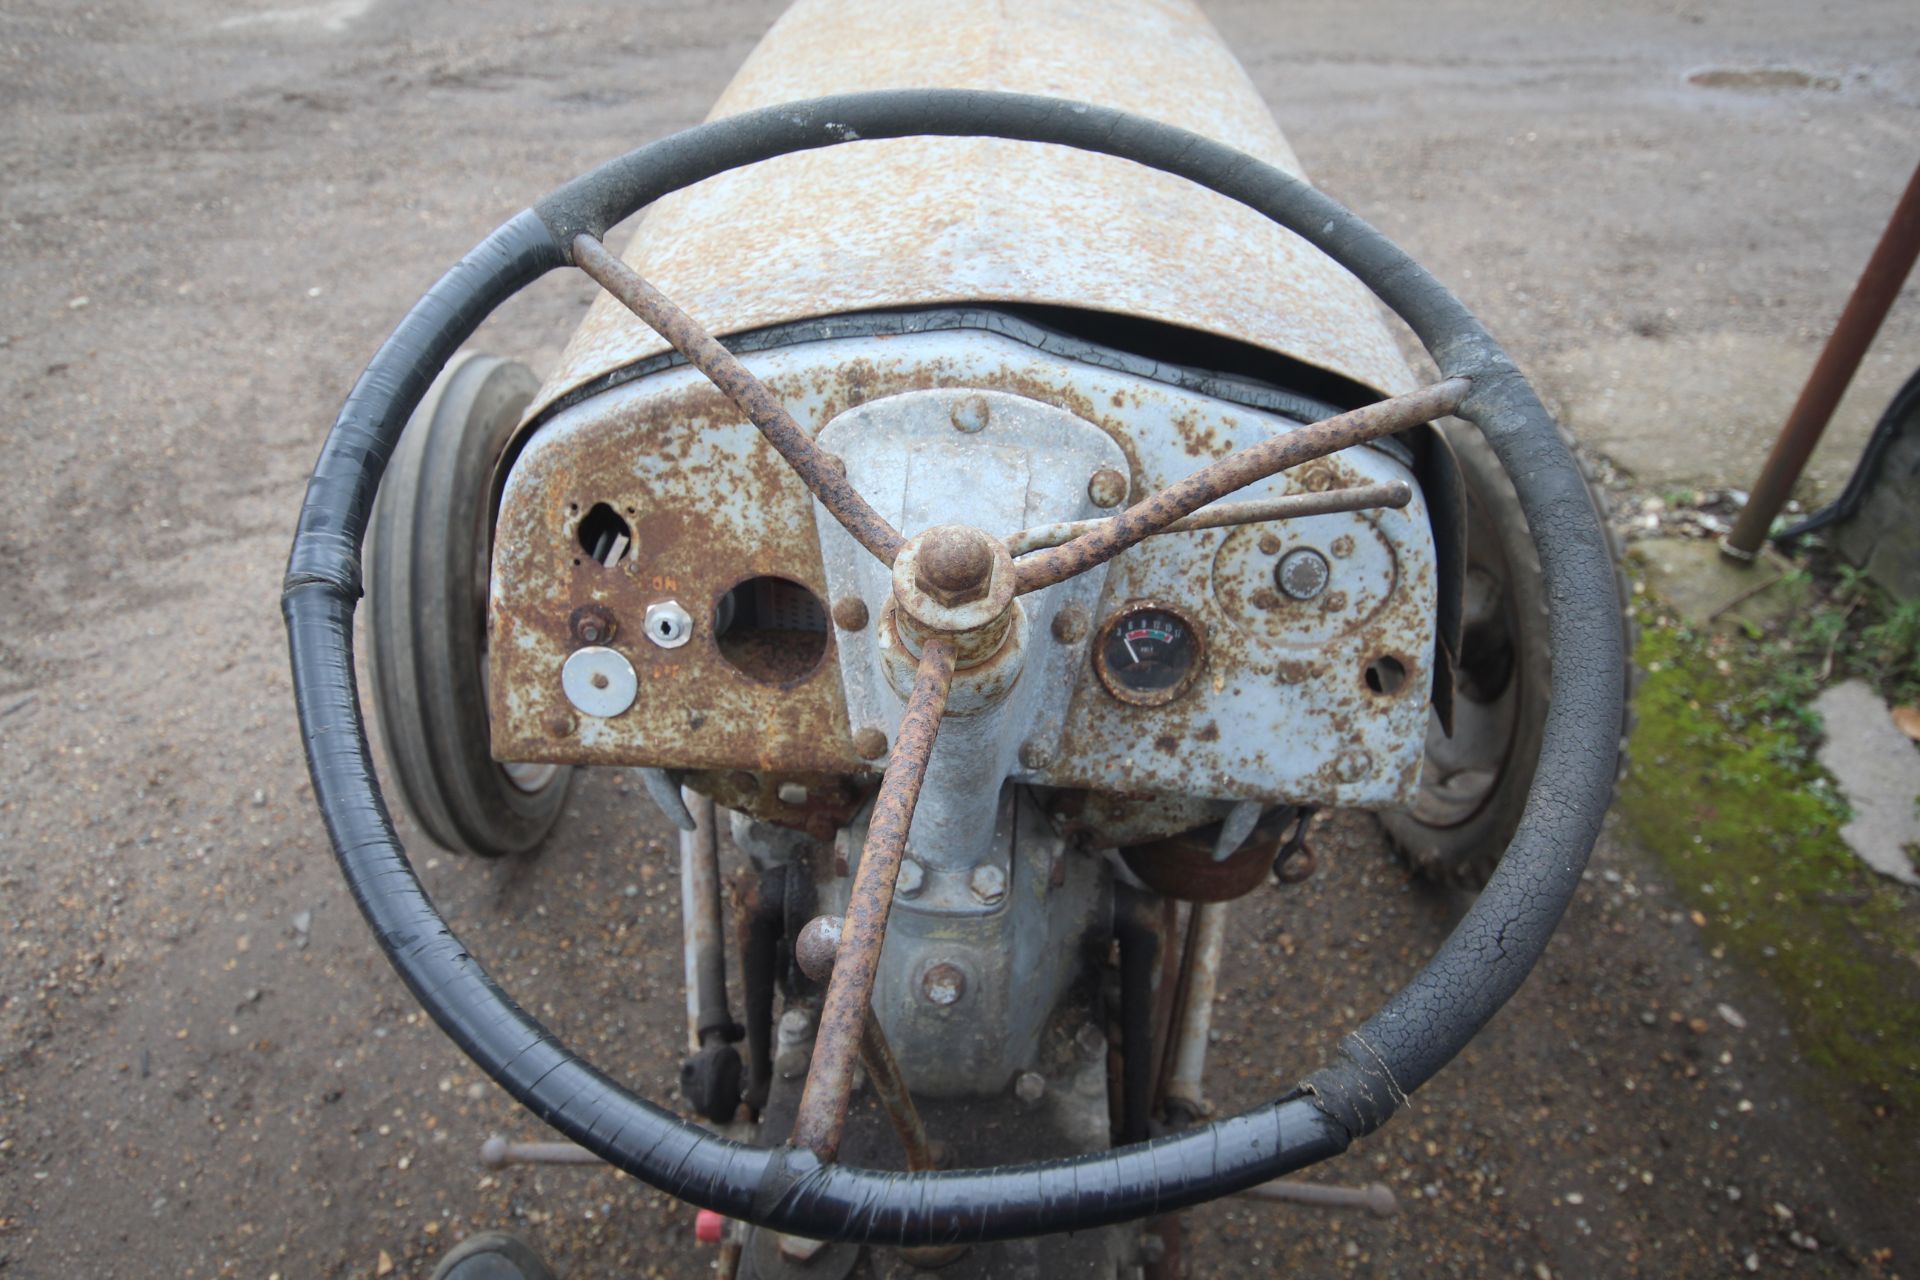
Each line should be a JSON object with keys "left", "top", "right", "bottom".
{"left": 2, "top": 1, "right": 1917, "bottom": 1277}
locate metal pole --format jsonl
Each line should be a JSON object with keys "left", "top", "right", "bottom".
{"left": 1164, "top": 901, "right": 1230, "bottom": 1120}
{"left": 679, "top": 788, "right": 731, "bottom": 1052}
{"left": 1233, "top": 1179, "right": 1399, "bottom": 1216}
{"left": 1724, "top": 158, "right": 1920, "bottom": 560}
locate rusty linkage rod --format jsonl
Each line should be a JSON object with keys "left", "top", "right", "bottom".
{"left": 571, "top": 235, "right": 908, "bottom": 565}
{"left": 1012, "top": 379, "right": 1469, "bottom": 594}
{"left": 788, "top": 638, "right": 957, "bottom": 1161}
{"left": 795, "top": 916, "right": 938, "bottom": 1173}
{"left": 1003, "top": 480, "right": 1414, "bottom": 559}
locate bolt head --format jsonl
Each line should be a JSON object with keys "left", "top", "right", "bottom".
{"left": 921, "top": 962, "right": 966, "bottom": 1006}
{"left": 896, "top": 858, "right": 925, "bottom": 898}
{"left": 776, "top": 781, "right": 809, "bottom": 806}
{"left": 1335, "top": 748, "right": 1373, "bottom": 783}
{"left": 852, "top": 726, "right": 888, "bottom": 760}
{"left": 1075, "top": 1023, "right": 1107, "bottom": 1059}
{"left": 570, "top": 604, "right": 618, "bottom": 647}
{"left": 1087, "top": 467, "right": 1128, "bottom": 509}
{"left": 913, "top": 525, "right": 996, "bottom": 607}
{"left": 643, "top": 599, "right": 694, "bottom": 649}
{"left": 1013, "top": 1071, "right": 1046, "bottom": 1103}
{"left": 968, "top": 863, "right": 1007, "bottom": 904}
{"left": 830, "top": 595, "right": 869, "bottom": 631}
{"left": 949, "top": 394, "right": 990, "bottom": 433}
{"left": 1276, "top": 548, "right": 1331, "bottom": 601}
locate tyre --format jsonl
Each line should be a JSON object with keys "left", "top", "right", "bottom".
{"left": 367, "top": 352, "right": 571, "bottom": 857}
{"left": 1383, "top": 420, "right": 1631, "bottom": 888}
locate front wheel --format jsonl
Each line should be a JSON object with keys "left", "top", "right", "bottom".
{"left": 366, "top": 352, "right": 571, "bottom": 858}
{"left": 1383, "top": 420, "right": 1629, "bottom": 888}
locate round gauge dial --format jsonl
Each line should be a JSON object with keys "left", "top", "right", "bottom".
{"left": 1095, "top": 604, "right": 1204, "bottom": 706}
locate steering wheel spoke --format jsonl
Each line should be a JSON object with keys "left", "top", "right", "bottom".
{"left": 1003, "top": 479, "right": 1413, "bottom": 559}
{"left": 571, "top": 234, "right": 908, "bottom": 565}
{"left": 789, "top": 636, "right": 957, "bottom": 1162}
{"left": 1011, "top": 379, "right": 1468, "bottom": 594}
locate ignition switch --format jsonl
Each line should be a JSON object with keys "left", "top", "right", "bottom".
{"left": 1275, "top": 548, "right": 1331, "bottom": 601}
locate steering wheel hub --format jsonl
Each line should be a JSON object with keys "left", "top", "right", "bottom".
{"left": 890, "top": 523, "right": 1018, "bottom": 664}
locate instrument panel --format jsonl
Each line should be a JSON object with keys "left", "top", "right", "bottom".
{"left": 489, "top": 321, "right": 1436, "bottom": 809}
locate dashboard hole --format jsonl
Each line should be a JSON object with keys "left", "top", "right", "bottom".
{"left": 577, "top": 503, "right": 632, "bottom": 566}
{"left": 1364, "top": 654, "right": 1408, "bottom": 696}
{"left": 715, "top": 577, "right": 828, "bottom": 684}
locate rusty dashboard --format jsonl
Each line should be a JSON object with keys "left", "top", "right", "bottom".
{"left": 487, "top": 316, "right": 1437, "bottom": 812}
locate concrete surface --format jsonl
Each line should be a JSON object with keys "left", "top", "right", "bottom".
{"left": 3, "top": 1, "right": 1919, "bottom": 1277}
{"left": 1631, "top": 536, "right": 1805, "bottom": 631}
{"left": 1814, "top": 680, "right": 1920, "bottom": 887}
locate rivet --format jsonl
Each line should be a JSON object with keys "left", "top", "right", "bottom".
{"left": 949, "top": 395, "right": 990, "bottom": 433}
{"left": 831, "top": 595, "right": 869, "bottom": 631}
{"left": 852, "top": 726, "right": 889, "bottom": 760}
{"left": 1087, "top": 467, "right": 1128, "bottom": 509}
{"left": 1335, "top": 749, "right": 1373, "bottom": 783}
{"left": 1018, "top": 739, "right": 1054, "bottom": 771}
{"left": 1050, "top": 605, "right": 1088, "bottom": 645}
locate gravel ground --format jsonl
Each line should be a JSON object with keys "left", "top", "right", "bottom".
{"left": 2, "top": 1, "right": 1917, "bottom": 1276}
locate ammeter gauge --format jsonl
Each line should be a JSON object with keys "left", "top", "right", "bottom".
{"left": 1094, "top": 603, "right": 1204, "bottom": 706}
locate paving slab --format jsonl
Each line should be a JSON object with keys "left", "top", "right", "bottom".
{"left": 1630, "top": 536, "right": 1808, "bottom": 631}
{"left": 1814, "top": 679, "right": 1920, "bottom": 887}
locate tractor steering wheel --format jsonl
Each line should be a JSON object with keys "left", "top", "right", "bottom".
{"left": 283, "top": 90, "right": 1623, "bottom": 1244}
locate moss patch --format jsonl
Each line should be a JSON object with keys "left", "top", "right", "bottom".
{"left": 1619, "top": 601, "right": 1920, "bottom": 1145}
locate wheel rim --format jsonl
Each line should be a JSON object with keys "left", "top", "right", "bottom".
{"left": 1409, "top": 511, "right": 1527, "bottom": 830}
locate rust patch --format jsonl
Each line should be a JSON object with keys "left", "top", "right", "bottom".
{"left": 574, "top": 236, "right": 906, "bottom": 565}
{"left": 489, "top": 371, "right": 858, "bottom": 774}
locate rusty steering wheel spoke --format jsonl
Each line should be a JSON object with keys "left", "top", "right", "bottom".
{"left": 788, "top": 636, "right": 957, "bottom": 1162}
{"left": 1011, "top": 378, "right": 1470, "bottom": 594}
{"left": 1002, "top": 479, "right": 1414, "bottom": 559}
{"left": 570, "top": 235, "right": 908, "bottom": 565}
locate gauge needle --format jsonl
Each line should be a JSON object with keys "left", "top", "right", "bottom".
{"left": 1124, "top": 635, "right": 1141, "bottom": 664}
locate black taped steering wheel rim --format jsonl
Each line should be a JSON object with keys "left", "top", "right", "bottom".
{"left": 282, "top": 89, "right": 1623, "bottom": 1245}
